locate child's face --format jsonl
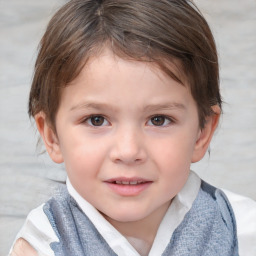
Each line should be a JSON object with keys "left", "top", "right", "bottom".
{"left": 39, "top": 49, "right": 216, "bottom": 224}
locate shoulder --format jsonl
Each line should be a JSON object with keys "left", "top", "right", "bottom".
{"left": 168, "top": 180, "right": 239, "bottom": 255}
{"left": 199, "top": 180, "right": 237, "bottom": 232}
{"left": 10, "top": 238, "right": 38, "bottom": 256}
{"left": 200, "top": 181, "right": 256, "bottom": 256}
{"left": 9, "top": 203, "right": 59, "bottom": 256}
{"left": 200, "top": 181, "right": 238, "bottom": 248}
{"left": 197, "top": 181, "right": 238, "bottom": 250}
{"left": 222, "top": 189, "right": 256, "bottom": 256}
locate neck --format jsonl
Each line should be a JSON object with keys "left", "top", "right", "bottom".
{"left": 103, "top": 201, "right": 171, "bottom": 255}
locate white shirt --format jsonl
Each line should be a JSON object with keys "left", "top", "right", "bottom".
{"left": 9, "top": 171, "right": 256, "bottom": 256}
{"left": 66, "top": 171, "right": 201, "bottom": 256}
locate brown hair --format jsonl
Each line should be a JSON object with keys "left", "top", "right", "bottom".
{"left": 28, "top": 0, "right": 221, "bottom": 130}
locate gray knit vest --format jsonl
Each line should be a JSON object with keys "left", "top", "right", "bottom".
{"left": 43, "top": 181, "right": 239, "bottom": 256}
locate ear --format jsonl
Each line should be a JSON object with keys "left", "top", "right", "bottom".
{"left": 191, "top": 105, "right": 221, "bottom": 163}
{"left": 35, "top": 112, "right": 64, "bottom": 164}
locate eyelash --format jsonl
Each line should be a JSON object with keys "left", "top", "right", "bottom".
{"left": 82, "top": 115, "right": 110, "bottom": 127}
{"left": 81, "top": 115, "right": 174, "bottom": 127}
{"left": 147, "top": 115, "right": 174, "bottom": 127}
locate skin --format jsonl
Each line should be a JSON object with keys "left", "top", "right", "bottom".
{"left": 17, "top": 48, "right": 219, "bottom": 256}
{"left": 10, "top": 238, "right": 38, "bottom": 256}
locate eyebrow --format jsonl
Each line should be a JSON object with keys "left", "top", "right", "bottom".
{"left": 70, "top": 101, "right": 186, "bottom": 112}
{"left": 143, "top": 103, "right": 186, "bottom": 112}
{"left": 70, "top": 102, "right": 117, "bottom": 112}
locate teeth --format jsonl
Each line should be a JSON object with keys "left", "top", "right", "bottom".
{"left": 114, "top": 181, "right": 145, "bottom": 185}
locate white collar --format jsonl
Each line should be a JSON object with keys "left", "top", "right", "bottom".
{"left": 66, "top": 171, "right": 201, "bottom": 256}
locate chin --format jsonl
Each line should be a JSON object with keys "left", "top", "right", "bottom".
{"left": 106, "top": 209, "right": 149, "bottom": 223}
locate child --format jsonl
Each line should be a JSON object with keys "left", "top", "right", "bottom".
{"left": 10, "top": 0, "right": 239, "bottom": 255}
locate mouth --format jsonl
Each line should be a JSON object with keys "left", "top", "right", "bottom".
{"left": 110, "top": 180, "right": 149, "bottom": 185}
{"left": 104, "top": 177, "right": 152, "bottom": 196}
{"left": 105, "top": 177, "right": 151, "bottom": 185}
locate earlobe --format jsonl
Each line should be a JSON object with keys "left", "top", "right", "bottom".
{"left": 191, "top": 105, "right": 221, "bottom": 163}
{"left": 35, "top": 112, "right": 64, "bottom": 163}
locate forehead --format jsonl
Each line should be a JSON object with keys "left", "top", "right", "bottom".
{"left": 69, "top": 47, "right": 188, "bottom": 89}
{"left": 59, "top": 49, "right": 196, "bottom": 114}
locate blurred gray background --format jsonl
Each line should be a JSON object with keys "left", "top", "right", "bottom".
{"left": 0, "top": 0, "right": 255, "bottom": 255}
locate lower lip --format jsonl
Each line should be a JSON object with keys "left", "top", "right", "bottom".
{"left": 105, "top": 182, "right": 152, "bottom": 196}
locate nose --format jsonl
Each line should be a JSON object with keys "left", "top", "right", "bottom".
{"left": 109, "top": 126, "right": 147, "bottom": 165}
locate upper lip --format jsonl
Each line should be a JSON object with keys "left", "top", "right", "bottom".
{"left": 105, "top": 177, "right": 152, "bottom": 185}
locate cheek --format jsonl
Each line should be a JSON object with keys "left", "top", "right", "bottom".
{"left": 151, "top": 134, "right": 197, "bottom": 164}
{"left": 150, "top": 135, "right": 196, "bottom": 186}
{"left": 63, "top": 136, "right": 108, "bottom": 177}
{"left": 63, "top": 141, "right": 107, "bottom": 197}
{"left": 157, "top": 147, "right": 191, "bottom": 198}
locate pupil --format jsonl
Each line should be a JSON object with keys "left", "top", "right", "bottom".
{"left": 152, "top": 116, "right": 164, "bottom": 126}
{"left": 92, "top": 116, "right": 104, "bottom": 126}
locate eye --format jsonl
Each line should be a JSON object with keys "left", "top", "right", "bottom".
{"left": 147, "top": 115, "right": 172, "bottom": 126}
{"left": 85, "top": 115, "right": 109, "bottom": 126}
